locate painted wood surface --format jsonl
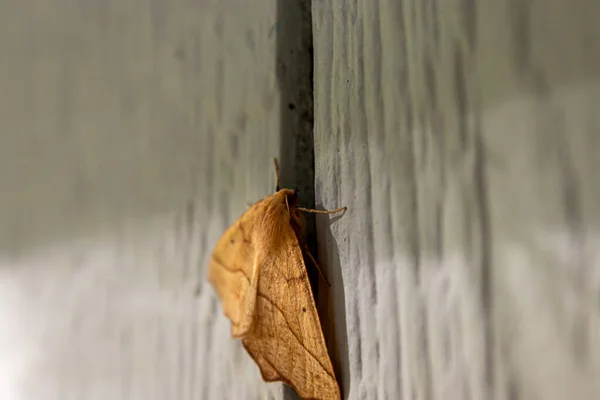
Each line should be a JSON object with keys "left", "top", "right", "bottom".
{"left": 313, "top": 1, "right": 600, "bottom": 399}
{"left": 0, "top": 1, "right": 284, "bottom": 399}
{"left": 1, "top": 0, "right": 600, "bottom": 399}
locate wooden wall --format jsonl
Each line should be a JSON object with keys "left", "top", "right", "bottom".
{"left": 313, "top": 1, "right": 600, "bottom": 399}
{"left": 1, "top": 0, "right": 599, "bottom": 399}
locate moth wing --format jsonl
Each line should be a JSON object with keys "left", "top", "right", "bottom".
{"left": 240, "top": 213, "right": 341, "bottom": 400}
{"left": 208, "top": 203, "right": 264, "bottom": 338}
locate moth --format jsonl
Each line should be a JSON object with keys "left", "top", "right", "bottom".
{"left": 208, "top": 159, "right": 344, "bottom": 400}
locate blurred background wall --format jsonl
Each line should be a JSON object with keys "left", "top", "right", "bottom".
{"left": 0, "top": 1, "right": 283, "bottom": 399}
{"left": 1, "top": 0, "right": 600, "bottom": 399}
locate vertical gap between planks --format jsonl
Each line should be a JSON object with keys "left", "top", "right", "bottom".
{"left": 276, "top": 0, "right": 339, "bottom": 399}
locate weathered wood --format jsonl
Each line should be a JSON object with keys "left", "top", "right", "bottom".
{"left": 0, "top": 1, "right": 285, "bottom": 399}
{"left": 3, "top": 0, "right": 600, "bottom": 399}
{"left": 313, "top": 0, "right": 600, "bottom": 399}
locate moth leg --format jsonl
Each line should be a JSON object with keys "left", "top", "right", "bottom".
{"left": 231, "top": 255, "right": 260, "bottom": 338}
{"left": 296, "top": 206, "right": 347, "bottom": 215}
{"left": 302, "top": 245, "right": 331, "bottom": 287}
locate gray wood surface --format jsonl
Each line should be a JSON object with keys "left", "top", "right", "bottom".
{"left": 1, "top": 0, "right": 600, "bottom": 399}
{"left": 313, "top": 0, "right": 600, "bottom": 399}
{"left": 0, "top": 1, "right": 283, "bottom": 399}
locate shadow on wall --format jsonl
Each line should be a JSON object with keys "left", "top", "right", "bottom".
{"left": 314, "top": 214, "right": 350, "bottom": 399}
{"left": 275, "top": 0, "right": 350, "bottom": 398}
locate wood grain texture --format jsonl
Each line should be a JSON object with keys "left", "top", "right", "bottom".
{"left": 313, "top": 0, "right": 600, "bottom": 399}
{"left": 3, "top": 0, "right": 600, "bottom": 399}
{"left": 0, "top": 0, "right": 285, "bottom": 399}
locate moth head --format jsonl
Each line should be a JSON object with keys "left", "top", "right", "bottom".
{"left": 277, "top": 188, "right": 305, "bottom": 235}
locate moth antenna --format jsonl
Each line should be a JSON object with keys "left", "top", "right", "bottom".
{"left": 297, "top": 206, "right": 347, "bottom": 215}
{"left": 284, "top": 194, "right": 290, "bottom": 213}
{"left": 273, "top": 158, "right": 280, "bottom": 192}
{"left": 303, "top": 248, "right": 331, "bottom": 287}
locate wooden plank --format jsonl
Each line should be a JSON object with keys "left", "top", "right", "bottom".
{"left": 0, "top": 1, "right": 286, "bottom": 399}
{"left": 313, "top": 0, "right": 600, "bottom": 399}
